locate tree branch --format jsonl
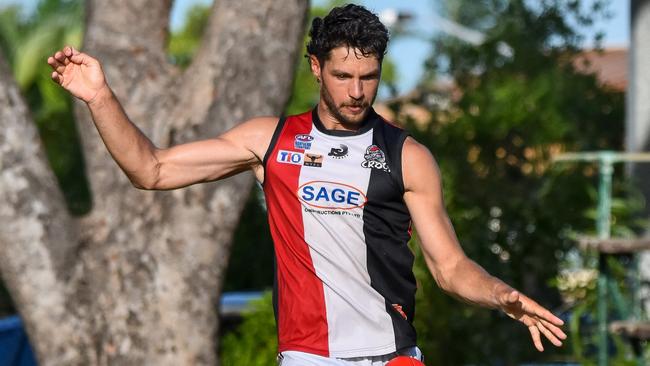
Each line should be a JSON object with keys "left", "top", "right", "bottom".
{"left": 0, "top": 48, "right": 82, "bottom": 365}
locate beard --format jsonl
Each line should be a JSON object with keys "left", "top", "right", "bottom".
{"left": 320, "top": 79, "right": 374, "bottom": 126}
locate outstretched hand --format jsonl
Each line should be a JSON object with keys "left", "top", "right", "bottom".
{"left": 47, "top": 46, "right": 108, "bottom": 104}
{"left": 498, "top": 289, "right": 567, "bottom": 352}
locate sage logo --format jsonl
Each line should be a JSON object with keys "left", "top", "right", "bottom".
{"left": 361, "top": 145, "right": 390, "bottom": 172}
{"left": 298, "top": 181, "right": 367, "bottom": 210}
{"left": 294, "top": 134, "right": 314, "bottom": 150}
{"left": 277, "top": 150, "right": 303, "bottom": 165}
{"left": 328, "top": 144, "right": 349, "bottom": 159}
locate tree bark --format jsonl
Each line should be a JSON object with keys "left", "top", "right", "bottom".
{"left": 0, "top": 49, "right": 88, "bottom": 365}
{"left": 0, "top": 0, "right": 309, "bottom": 364}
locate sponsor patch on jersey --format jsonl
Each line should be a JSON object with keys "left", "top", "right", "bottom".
{"left": 297, "top": 181, "right": 367, "bottom": 210}
{"left": 277, "top": 150, "right": 304, "bottom": 165}
{"left": 304, "top": 152, "right": 323, "bottom": 167}
{"left": 361, "top": 144, "right": 390, "bottom": 172}
{"left": 294, "top": 134, "right": 314, "bottom": 150}
{"left": 328, "top": 144, "right": 349, "bottom": 159}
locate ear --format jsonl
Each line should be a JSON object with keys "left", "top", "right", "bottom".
{"left": 309, "top": 55, "right": 322, "bottom": 82}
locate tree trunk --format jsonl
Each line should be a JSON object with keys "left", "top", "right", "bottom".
{"left": 0, "top": 0, "right": 309, "bottom": 364}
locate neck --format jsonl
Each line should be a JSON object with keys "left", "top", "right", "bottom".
{"left": 317, "top": 102, "right": 370, "bottom": 131}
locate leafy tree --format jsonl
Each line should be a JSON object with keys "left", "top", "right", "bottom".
{"left": 167, "top": 4, "right": 211, "bottom": 68}
{"left": 220, "top": 292, "right": 277, "bottom": 365}
{"left": 395, "top": 0, "right": 645, "bottom": 364}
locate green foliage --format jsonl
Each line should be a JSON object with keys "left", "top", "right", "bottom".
{"left": 167, "top": 4, "right": 211, "bottom": 68}
{"left": 395, "top": 0, "right": 647, "bottom": 364}
{"left": 224, "top": 185, "right": 275, "bottom": 291}
{"left": 220, "top": 291, "right": 278, "bottom": 365}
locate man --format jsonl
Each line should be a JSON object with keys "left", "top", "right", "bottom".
{"left": 48, "top": 4, "right": 566, "bottom": 365}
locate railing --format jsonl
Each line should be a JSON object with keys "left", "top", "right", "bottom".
{"left": 555, "top": 151, "right": 650, "bottom": 366}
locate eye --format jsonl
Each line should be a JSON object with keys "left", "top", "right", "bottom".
{"left": 361, "top": 74, "right": 379, "bottom": 81}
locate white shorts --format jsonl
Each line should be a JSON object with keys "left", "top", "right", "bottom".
{"left": 278, "top": 347, "right": 424, "bottom": 366}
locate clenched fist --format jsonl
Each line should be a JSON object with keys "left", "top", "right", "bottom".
{"left": 47, "top": 46, "right": 109, "bottom": 104}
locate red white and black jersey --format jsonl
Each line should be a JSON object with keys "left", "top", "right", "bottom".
{"left": 262, "top": 108, "right": 416, "bottom": 358}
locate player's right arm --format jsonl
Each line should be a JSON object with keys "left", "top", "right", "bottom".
{"left": 48, "top": 46, "right": 274, "bottom": 190}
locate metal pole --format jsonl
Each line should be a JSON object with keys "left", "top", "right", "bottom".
{"left": 628, "top": 4, "right": 650, "bottom": 364}
{"left": 628, "top": 2, "right": 650, "bottom": 344}
{"left": 596, "top": 157, "right": 614, "bottom": 366}
{"left": 596, "top": 158, "right": 613, "bottom": 239}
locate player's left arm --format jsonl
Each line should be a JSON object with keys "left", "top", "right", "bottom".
{"left": 401, "top": 137, "right": 567, "bottom": 351}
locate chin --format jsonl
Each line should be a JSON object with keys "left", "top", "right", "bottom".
{"left": 340, "top": 109, "right": 368, "bottom": 124}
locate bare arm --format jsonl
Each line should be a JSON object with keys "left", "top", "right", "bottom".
{"left": 48, "top": 46, "right": 275, "bottom": 189}
{"left": 401, "top": 137, "right": 567, "bottom": 351}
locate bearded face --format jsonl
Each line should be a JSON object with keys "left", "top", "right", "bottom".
{"left": 311, "top": 46, "right": 381, "bottom": 128}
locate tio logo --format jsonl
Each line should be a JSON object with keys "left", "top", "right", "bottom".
{"left": 298, "top": 181, "right": 367, "bottom": 210}
{"left": 277, "top": 150, "right": 303, "bottom": 165}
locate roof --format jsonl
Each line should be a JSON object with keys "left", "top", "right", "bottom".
{"left": 572, "top": 47, "right": 628, "bottom": 91}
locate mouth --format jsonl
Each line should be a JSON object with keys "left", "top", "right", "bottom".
{"left": 344, "top": 105, "right": 365, "bottom": 114}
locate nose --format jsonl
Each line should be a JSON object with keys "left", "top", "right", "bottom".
{"left": 349, "top": 79, "right": 364, "bottom": 101}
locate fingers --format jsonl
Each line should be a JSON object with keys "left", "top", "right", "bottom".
{"left": 530, "top": 304, "right": 564, "bottom": 326}
{"left": 47, "top": 46, "right": 90, "bottom": 69}
{"left": 518, "top": 294, "right": 564, "bottom": 326}
{"left": 520, "top": 314, "right": 566, "bottom": 351}
{"left": 47, "top": 46, "right": 88, "bottom": 86}
{"left": 53, "top": 50, "right": 70, "bottom": 65}
{"left": 528, "top": 324, "right": 544, "bottom": 352}
{"left": 539, "top": 318, "right": 567, "bottom": 341}
{"left": 500, "top": 290, "right": 519, "bottom": 304}
{"left": 536, "top": 320, "right": 563, "bottom": 347}
{"left": 66, "top": 46, "right": 91, "bottom": 65}
{"left": 50, "top": 71, "right": 61, "bottom": 85}
{"left": 497, "top": 289, "right": 520, "bottom": 308}
{"left": 47, "top": 56, "right": 66, "bottom": 75}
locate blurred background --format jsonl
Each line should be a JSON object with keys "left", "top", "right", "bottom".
{"left": 0, "top": 0, "right": 648, "bottom": 365}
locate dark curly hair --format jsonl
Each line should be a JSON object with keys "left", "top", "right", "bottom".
{"left": 306, "top": 4, "right": 389, "bottom": 65}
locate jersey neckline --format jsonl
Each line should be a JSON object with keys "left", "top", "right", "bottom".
{"left": 311, "top": 106, "right": 377, "bottom": 137}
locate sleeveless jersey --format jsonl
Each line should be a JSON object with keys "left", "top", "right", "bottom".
{"left": 262, "top": 108, "right": 417, "bottom": 358}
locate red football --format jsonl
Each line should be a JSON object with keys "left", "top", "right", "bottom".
{"left": 386, "top": 356, "right": 426, "bottom": 366}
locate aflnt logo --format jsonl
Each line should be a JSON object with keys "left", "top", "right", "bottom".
{"left": 298, "top": 181, "right": 367, "bottom": 210}
{"left": 361, "top": 145, "right": 390, "bottom": 172}
{"left": 294, "top": 134, "right": 314, "bottom": 150}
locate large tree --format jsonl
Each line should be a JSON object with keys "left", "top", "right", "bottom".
{"left": 0, "top": 0, "right": 308, "bottom": 364}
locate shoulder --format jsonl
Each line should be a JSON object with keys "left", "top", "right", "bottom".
{"left": 217, "top": 116, "right": 281, "bottom": 163}
{"left": 402, "top": 137, "right": 433, "bottom": 160}
{"left": 402, "top": 137, "right": 440, "bottom": 193}
{"left": 221, "top": 116, "right": 280, "bottom": 145}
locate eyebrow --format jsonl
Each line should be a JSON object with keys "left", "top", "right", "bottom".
{"left": 330, "top": 69, "right": 381, "bottom": 78}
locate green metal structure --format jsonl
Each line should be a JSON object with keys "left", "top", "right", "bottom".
{"left": 555, "top": 151, "right": 650, "bottom": 366}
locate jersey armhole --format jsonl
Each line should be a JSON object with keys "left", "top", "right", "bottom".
{"left": 261, "top": 116, "right": 287, "bottom": 186}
